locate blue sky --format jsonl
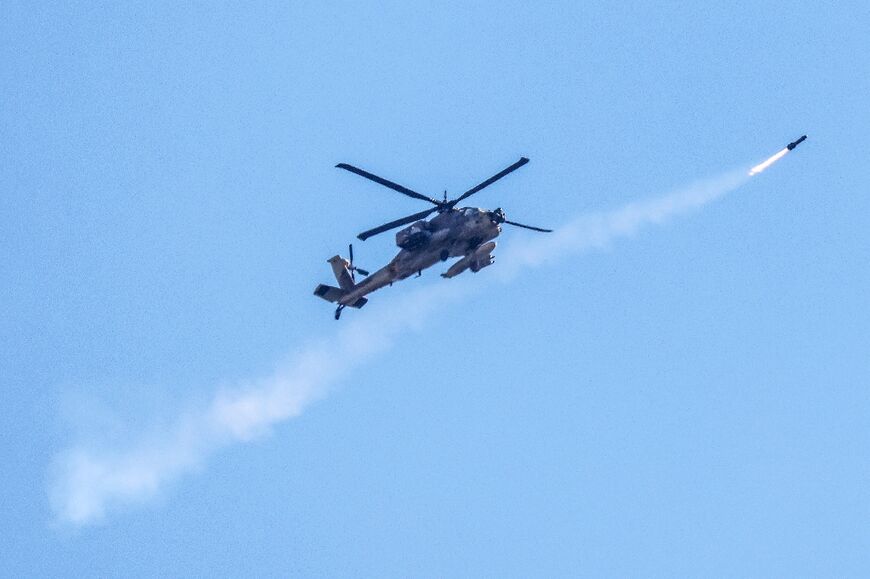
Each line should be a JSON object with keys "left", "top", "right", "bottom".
{"left": 2, "top": 1, "right": 869, "bottom": 576}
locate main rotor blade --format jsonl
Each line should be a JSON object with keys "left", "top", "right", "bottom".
{"left": 449, "top": 157, "right": 529, "bottom": 207}
{"left": 357, "top": 207, "right": 438, "bottom": 241}
{"left": 336, "top": 163, "right": 441, "bottom": 205}
{"left": 503, "top": 219, "right": 552, "bottom": 233}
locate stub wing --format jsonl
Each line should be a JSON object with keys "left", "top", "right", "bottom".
{"left": 442, "top": 241, "right": 497, "bottom": 278}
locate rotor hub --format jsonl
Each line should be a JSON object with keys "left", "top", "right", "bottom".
{"left": 490, "top": 208, "right": 506, "bottom": 224}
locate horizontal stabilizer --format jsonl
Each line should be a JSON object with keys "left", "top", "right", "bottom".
{"left": 313, "top": 285, "right": 369, "bottom": 309}
{"left": 314, "top": 284, "right": 345, "bottom": 303}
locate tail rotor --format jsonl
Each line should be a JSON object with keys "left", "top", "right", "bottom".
{"left": 348, "top": 244, "right": 369, "bottom": 281}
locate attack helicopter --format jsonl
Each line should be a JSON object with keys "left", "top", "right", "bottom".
{"left": 314, "top": 157, "right": 551, "bottom": 319}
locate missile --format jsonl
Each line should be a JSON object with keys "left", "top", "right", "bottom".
{"left": 787, "top": 135, "right": 807, "bottom": 151}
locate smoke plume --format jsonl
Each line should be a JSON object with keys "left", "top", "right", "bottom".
{"left": 50, "top": 164, "right": 757, "bottom": 526}
{"left": 499, "top": 168, "right": 749, "bottom": 275}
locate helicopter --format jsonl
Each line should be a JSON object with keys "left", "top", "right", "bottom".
{"left": 314, "top": 157, "right": 552, "bottom": 319}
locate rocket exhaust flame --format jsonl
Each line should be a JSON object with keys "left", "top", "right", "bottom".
{"left": 748, "top": 135, "right": 806, "bottom": 176}
{"left": 749, "top": 147, "right": 789, "bottom": 176}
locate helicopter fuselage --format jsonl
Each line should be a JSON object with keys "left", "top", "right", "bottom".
{"left": 314, "top": 156, "right": 550, "bottom": 318}
{"left": 337, "top": 207, "right": 501, "bottom": 305}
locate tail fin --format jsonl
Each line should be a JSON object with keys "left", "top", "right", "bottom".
{"left": 327, "top": 255, "right": 356, "bottom": 290}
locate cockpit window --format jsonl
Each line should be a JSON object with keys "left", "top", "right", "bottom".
{"left": 463, "top": 207, "right": 477, "bottom": 217}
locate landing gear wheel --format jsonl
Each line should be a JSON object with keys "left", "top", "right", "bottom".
{"left": 440, "top": 249, "right": 450, "bottom": 262}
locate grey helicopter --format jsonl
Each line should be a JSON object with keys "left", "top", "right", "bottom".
{"left": 314, "top": 157, "right": 551, "bottom": 319}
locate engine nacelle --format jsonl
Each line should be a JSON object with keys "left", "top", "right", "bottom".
{"left": 395, "top": 221, "right": 432, "bottom": 250}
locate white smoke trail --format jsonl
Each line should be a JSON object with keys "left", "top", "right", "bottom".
{"left": 499, "top": 168, "right": 750, "bottom": 276}
{"left": 49, "top": 164, "right": 757, "bottom": 526}
{"left": 49, "top": 282, "right": 470, "bottom": 526}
